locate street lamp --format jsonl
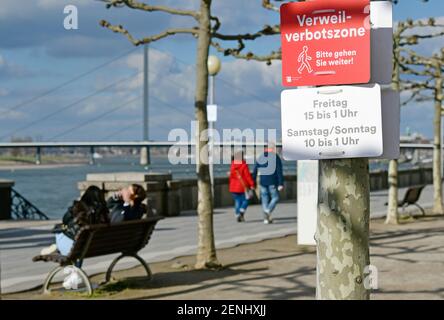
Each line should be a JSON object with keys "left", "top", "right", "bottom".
{"left": 441, "top": 110, "right": 444, "bottom": 181}
{"left": 207, "top": 55, "right": 221, "bottom": 197}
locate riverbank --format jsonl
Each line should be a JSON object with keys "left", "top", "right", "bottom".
{"left": 0, "top": 163, "right": 86, "bottom": 171}
{"left": 4, "top": 214, "right": 444, "bottom": 300}
{"left": 0, "top": 155, "right": 88, "bottom": 171}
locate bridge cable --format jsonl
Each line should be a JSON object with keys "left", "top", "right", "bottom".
{"left": 0, "top": 47, "right": 140, "bottom": 118}
{"left": 49, "top": 95, "right": 143, "bottom": 140}
{"left": 0, "top": 70, "right": 142, "bottom": 140}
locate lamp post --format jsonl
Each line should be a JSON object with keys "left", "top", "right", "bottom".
{"left": 441, "top": 107, "right": 444, "bottom": 184}
{"left": 207, "top": 55, "right": 221, "bottom": 197}
{"left": 140, "top": 44, "right": 150, "bottom": 166}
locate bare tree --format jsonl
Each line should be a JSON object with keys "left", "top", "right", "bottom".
{"left": 386, "top": 19, "right": 444, "bottom": 223}
{"left": 98, "top": 0, "right": 278, "bottom": 269}
{"left": 399, "top": 55, "right": 444, "bottom": 215}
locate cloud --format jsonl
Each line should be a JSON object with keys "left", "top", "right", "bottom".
{"left": 401, "top": 16, "right": 444, "bottom": 55}
{"left": 401, "top": 100, "right": 434, "bottom": 139}
{"left": 0, "top": 88, "right": 9, "bottom": 97}
{"left": 120, "top": 49, "right": 196, "bottom": 104}
{"left": 0, "top": 108, "right": 26, "bottom": 120}
{"left": 37, "top": 0, "right": 90, "bottom": 10}
{"left": 212, "top": 0, "right": 277, "bottom": 34}
{"left": 45, "top": 35, "right": 126, "bottom": 58}
{"left": 0, "top": 54, "right": 30, "bottom": 78}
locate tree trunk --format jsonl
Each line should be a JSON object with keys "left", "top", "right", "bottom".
{"left": 432, "top": 67, "right": 443, "bottom": 215}
{"left": 316, "top": 159, "right": 370, "bottom": 300}
{"left": 194, "top": 0, "right": 220, "bottom": 269}
{"left": 385, "top": 159, "right": 399, "bottom": 224}
{"left": 386, "top": 36, "right": 401, "bottom": 224}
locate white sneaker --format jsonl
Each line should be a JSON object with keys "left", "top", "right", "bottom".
{"left": 63, "top": 268, "right": 83, "bottom": 290}
{"left": 263, "top": 212, "right": 272, "bottom": 224}
{"left": 40, "top": 244, "right": 57, "bottom": 256}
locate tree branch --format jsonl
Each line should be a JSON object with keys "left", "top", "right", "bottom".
{"left": 212, "top": 24, "right": 280, "bottom": 41}
{"left": 211, "top": 40, "right": 281, "bottom": 65}
{"left": 262, "top": 0, "right": 281, "bottom": 13}
{"left": 99, "top": 20, "right": 198, "bottom": 46}
{"left": 101, "top": 0, "right": 200, "bottom": 20}
{"left": 210, "top": 16, "right": 221, "bottom": 33}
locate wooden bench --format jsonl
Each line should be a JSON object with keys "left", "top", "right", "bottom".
{"left": 33, "top": 216, "right": 163, "bottom": 295}
{"left": 385, "top": 185, "right": 426, "bottom": 215}
{"left": 398, "top": 185, "right": 426, "bottom": 215}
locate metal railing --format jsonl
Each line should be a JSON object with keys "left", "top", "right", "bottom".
{"left": 11, "top": 188, "right": 49, "bottom": 220}
{"left": 0, "top": 141, "right": 437, "bottom": 149}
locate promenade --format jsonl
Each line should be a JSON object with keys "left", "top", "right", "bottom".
{"left": 0, "top": 184, "right": 436, "bottom": 294}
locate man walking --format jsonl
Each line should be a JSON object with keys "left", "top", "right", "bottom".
{"left": 253, "top": 143, "right": 284, "bottom": 224}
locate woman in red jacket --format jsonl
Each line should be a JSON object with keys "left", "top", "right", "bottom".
{"left": 229, "top": 152, "right": 255, "bottom": 222}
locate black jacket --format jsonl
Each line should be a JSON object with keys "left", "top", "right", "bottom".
{"left": 252, "top": 151, "right": 284, "bottom": 187}
{"left": 55, "top": 200, "right": 109, "bottom": 240}
{"left": 107, "top": 196, "right": 146, "bottom": 223}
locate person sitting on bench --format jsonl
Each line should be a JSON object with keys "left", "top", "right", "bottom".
{"left": 40, "top": 186, "right": 110, "bottom": 256}
{"left": 107, "top": 184, "right": 147, "bottom": 223}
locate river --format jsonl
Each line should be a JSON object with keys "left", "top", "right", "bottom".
{"left": 0, "top": 155, "right": 403, "bottom": 219}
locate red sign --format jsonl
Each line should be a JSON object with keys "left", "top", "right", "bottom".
{"left": 280, "top": 0, "right": 371, "bottom": 87}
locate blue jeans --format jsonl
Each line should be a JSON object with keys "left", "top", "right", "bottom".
{"left": 55, "top": 233, "right": 74, "bottom": 256}
{"left": 55, "top": 233, "right": 83, "bottom": 267}
{"left": 260, "top": 185, "right": 280, "bottom": 215}
{"left": 232, "top": 192, "right": 249, "bottom": 216}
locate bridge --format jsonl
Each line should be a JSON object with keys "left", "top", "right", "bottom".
{"left": 0, "top": 141, "right": 435, "bottom": 165}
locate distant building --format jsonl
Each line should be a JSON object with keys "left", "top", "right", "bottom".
{"left": 400, "top": 132, "right": 432, "bottom": 166}
{"left": 400, "top": 132, "right": 430, "bottom": 144}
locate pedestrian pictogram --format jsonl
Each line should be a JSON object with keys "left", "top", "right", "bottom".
{"left": 298, "top": 46, "right": 313, "bottom": 74}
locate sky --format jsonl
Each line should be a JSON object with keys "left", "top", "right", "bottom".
{"left": 0, "top": 0, "right": 443, "bottom": 142}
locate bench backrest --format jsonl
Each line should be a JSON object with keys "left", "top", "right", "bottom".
{"left": 402, "top": 185, "right": 425, "bottom": 205}
{"left": 68, "top": 216, "right": 162, "bottom": 261}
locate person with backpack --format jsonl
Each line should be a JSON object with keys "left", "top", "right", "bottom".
{"left": 229, "top": 151, "right": 255, "bottom": 222}
{"left": 253, "top": 142, "right": 284, "bottom": 224}
{"left": 40, "top": 185, "right": 110, "bottom": 257}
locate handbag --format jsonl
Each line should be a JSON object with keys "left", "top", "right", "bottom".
{"left": 235, "top": 168, "right": 254, "bottom": 200}
{"left": 51, "top": 223, "right": 66, "bottom": 234}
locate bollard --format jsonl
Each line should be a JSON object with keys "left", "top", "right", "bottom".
{"left": 140, "top": 146, "right": 151, "bottom": 166}
{"left": 0, "top": 180, "right": 14, "bottom": 220}
{"left": 35, "top": 147, "right": 42, "bottom": 165}
{"left": 89, "top": 146, "right": 95, "bottom": 165}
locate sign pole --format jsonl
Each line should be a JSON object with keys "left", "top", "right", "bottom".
{"left": 279, "top": 0, "right": 394, "bottom": 300}
{"left": 209, "top": 75, "right": 215, "bottom": 198}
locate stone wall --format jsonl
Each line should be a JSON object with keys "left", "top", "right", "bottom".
{"left": 0, "top": 180, "right": 14, "bottom": 220}
{"left": 78, "top": 167, "right": 433, "bottom": 217}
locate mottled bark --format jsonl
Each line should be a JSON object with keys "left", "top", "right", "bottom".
{"left": 316, "top": 159, "right": 370, "bottom": 300}
{"left": 194, "top": 0, "right": 220, "bottom": 269}
{"left": 432, "top": 67, "right": 443, "bottom": 215}
{"left": 385, "top": 159, "right": 399, "bottom": 224}
{"left": 386, "top": 33, "right": 401, "bottom": 224}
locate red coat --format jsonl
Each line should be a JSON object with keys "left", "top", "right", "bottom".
{"left": 229, "top": 161, "right": 255, "bottom": 193}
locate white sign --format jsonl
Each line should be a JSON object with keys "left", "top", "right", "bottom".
{"left": 295, "top": 89, "right": 400, "bottom": 247}
{"left": 207, "top": 104, "right": 217, "bottom": 122}
{"left": 370, "top": 1, "right": 393, "bottom": 29}
{"left": 377, "top": 88, "right": 400, "bottom": 159}
{"left": 281, "top": 84, "right": 383, "bottom": 160}
{"left": 370, "top": 1, "right": 393, "bottom": 84}
{"left": 297, "top": 160, "right": 318, "bottom": 246}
